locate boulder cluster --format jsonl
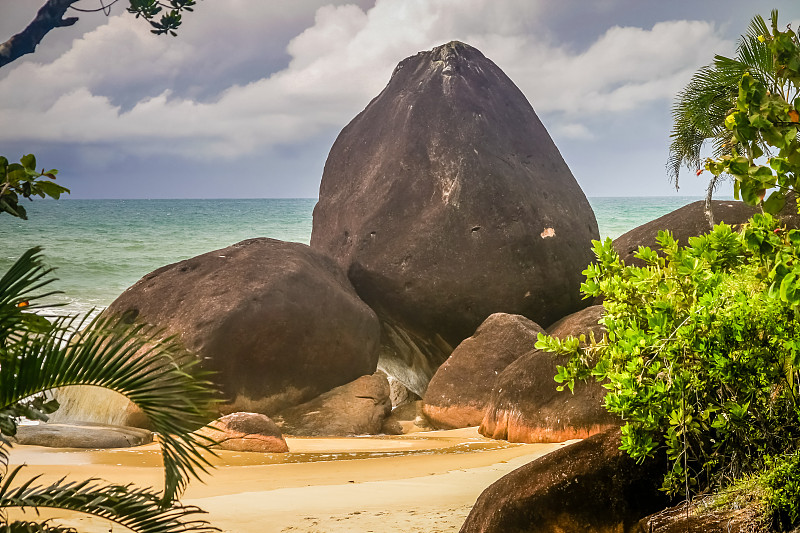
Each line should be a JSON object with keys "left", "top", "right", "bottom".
{"left": 48, "top": 41, "right": 604, "bottom": 446}
{"left": 30, "top": 40, "right": 788, "bottom": 533}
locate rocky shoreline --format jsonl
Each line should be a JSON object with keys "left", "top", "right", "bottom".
{"left": 27, "top": 41, "right": 798, "bottom": 532}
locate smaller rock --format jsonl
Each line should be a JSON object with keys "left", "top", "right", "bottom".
{"left": 197, "top": 412, "right": 288, "bottom": 453}
{"left": 392, "top": 401, "right": 419, "bottom": 422}
{"left": 275, "top": 373, "right": 392, "bottom": 436}
{"left": 380, "top": 417, "right": 404, "bottom": 435}
{"left": 387, "top": 374, "right": 420, "bottom": 409}
{"left": 479, "top": 305, "right": 616, "bottom": 443}
{"left": 460, "top": 429, "right": 669, "bottom": 533}
{"left": 11, "top": 423, "right": 153, "bottom": 448}
{"left": 423, "top": 313, "right": 544, "bottom": 429}
{"left": 380, "top": 401, "right": 420, "bottom": 435}
{"left": 613, "top": 196, "right": 800, "bottom": 268}
{"left": 548, "top": 304, "right": 605, "bottom": 341}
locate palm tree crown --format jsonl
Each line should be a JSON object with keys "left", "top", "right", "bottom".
{"left": 0, "top": 247, "right": 222, "bottom": 532}
{"left": 668, "top": 11, "right": 779, "bottom": 188}
{"left": 667, "top": 11, "right": 791, "bottom": 225}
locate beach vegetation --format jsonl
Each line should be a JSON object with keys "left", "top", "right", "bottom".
{"left": 539, "top": 12, "right": 800, "bottom": 520}
{"left": 537, "top": 215, "right": 800, "bottom": 502}
{"left": 668, "top": 11, "right": 781, "bottom": 226}
{"left": 0, "top": 155, "right": 68, "bottom": 220}
{"left": 668, "top": 12, "right": 776, "bottom": 187}
{"left": 0, "top": 247, "right": 221, "bottom": 532}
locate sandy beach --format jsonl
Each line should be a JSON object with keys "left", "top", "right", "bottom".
{"left": 7, "top": 428, "right": 574, "bottom": 532}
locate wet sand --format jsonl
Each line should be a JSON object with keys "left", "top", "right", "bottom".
{"left": 8, "top": 428, "right": 574, "bottom": 532}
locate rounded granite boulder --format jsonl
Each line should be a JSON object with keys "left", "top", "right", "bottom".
{"left": 613, "top": 196, "right": 800, "bottom": 268}
{"left": 198, "top": 412, "right": 288, "bottom": 453}
{"left": 11, "top": 423, "right": 153, "bottom": 449}
{"left": 311, "top": 41, "right": 599, "bottom": 395}
{"left": 274, "top": 372, "right": 392, "bottom": 437}
{"left": 460, "top": 429, "right": 668, "bottom": 533}
{"left": 479, "top": 305, "right": 617, "bottom": 443}
{"left": 51, "top": 238, "right": 381, "bottom": 426}
{"left": 422, "top": 313, "right": 544, "bottom": 429}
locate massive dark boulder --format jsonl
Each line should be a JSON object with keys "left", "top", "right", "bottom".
{"left": 51, "top": 238, "right": 381, "bottom": 425}
{"left": 613, "top": 197, "right": 800, "bottom": 267}
{"left": 460, "top": 429, "right": 669, "bottom": 533}
{"left": 422, "top": 313, "right": 544, "bottom": 429}
{"left": 479, "top": 305, "right": 617, "bottom": 443}
{"left": 311, "top": 41, "right": 599, "bottom": 395}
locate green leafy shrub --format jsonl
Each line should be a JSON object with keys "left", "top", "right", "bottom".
{"left": 761, "top": 452, "right": 800, "bottom": 529}
{"left": 537, "top": 214, "right": 800, "bottom": 496}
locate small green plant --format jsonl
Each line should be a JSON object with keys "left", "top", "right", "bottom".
{"left": 537, "top": 215, "right": 800, "bottom": 497}
{"left": 0, "top": 155, "right": 68, "bottom": 219}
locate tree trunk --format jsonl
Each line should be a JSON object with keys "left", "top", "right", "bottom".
{"left": 0, "top": 1, "right": 79, "bottom": 69}
{"left": 703, "top": 174, "right": 719, "bottom": 229}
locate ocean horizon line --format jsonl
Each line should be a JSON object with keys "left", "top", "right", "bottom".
{"left": 31, "top": 194, "right": 732, "bottom": 201}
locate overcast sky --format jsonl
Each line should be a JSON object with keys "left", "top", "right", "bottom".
{"left": 0, "top": 0, "right": 797, "bottom": 199}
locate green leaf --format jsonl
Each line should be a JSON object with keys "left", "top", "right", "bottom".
{"left": 19, "top": 154, "right": 36, "bottom": 171}
{"left": 749, "top": 113, "right": 773, "bottom": 129}
{"left": 741, "top": 182, "right": 765, "bottom": 205}
{"left": 35, "top": 181, "right": 69, "bottom": 200}
{"left": 729, "top": 156, "right": 751, "bottom": 176}
{"left": 763, "top": 190, "right": 787, "bottom": 213}
{"left": 780, "top": 272, "right": 798, "bottom": 303}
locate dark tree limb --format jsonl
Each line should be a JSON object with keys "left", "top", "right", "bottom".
{"left": 0, "top": 0, "right": 80, "bottom": 69}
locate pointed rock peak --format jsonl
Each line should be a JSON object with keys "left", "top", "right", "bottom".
{"left": 392, "top": 41, "right": 487, "bottom": 78}
{"left": 312, "top": 41, "right": 599, "bottom": 394}
{"left": 430, "top": 40, "right": 480, "bottom": 60}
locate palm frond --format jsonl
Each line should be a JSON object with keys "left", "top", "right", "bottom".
{"left": 0, "top": 312, "right": 221, "bottom": 503}
{"left": 739, "top": 15, "right": 776, "bottom": 88}
{"left": 0, "top": 248, "right": 221, "bottom": 504}
{"left": 667, "top": 11, "right": 778, "bottom": 189}
{"left": 0, "top": 248, "right": 62, "bottom": 348}
{"left": 667, "top": 61, "right": 741, "bottom": 186}
{"left": 5, "top": 520, "right": 76, "bottom": 532}
{"left": 0, "top": 465, "right": 219, "bottom": 533}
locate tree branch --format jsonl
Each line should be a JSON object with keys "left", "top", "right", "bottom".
{"left": 0, "top": 0, "right": 80, "bottom": 69}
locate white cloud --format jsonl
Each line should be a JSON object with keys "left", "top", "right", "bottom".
{"left": 554, "top": 123, "right": 595, "bottom": 140}
{"left": 0, "top": 0, "right": 732, "bottom": 159}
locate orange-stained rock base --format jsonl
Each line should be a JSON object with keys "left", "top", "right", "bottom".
{"left": 479, "top": 409, "right": 618, "bottom": 443}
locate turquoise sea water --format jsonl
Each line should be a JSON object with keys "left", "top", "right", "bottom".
{"left": 0, "top": 196, "right": 704, "bottom": 317}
